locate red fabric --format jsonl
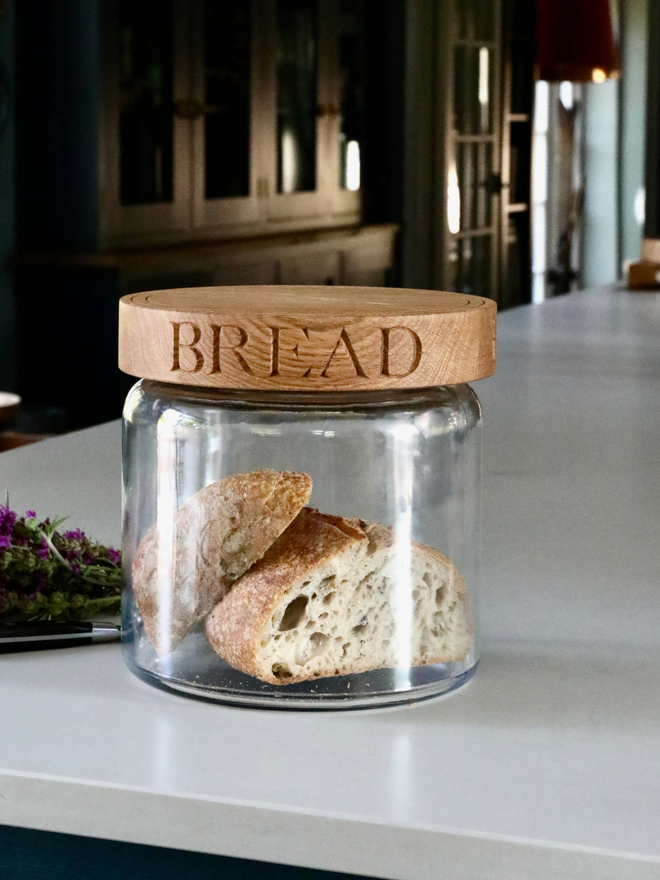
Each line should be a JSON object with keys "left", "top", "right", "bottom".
{"left": 537, "top": 0, "right": 618, "bottom": 81}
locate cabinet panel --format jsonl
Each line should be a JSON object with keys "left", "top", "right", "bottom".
{"left": 191, "top": 0, "right": 262, "bottom": 230}
{"left": 101, "top": 0, "right": 363, "bottom": 247}
{"left": 101, "top": 0, "right": 193, "bottom": 241}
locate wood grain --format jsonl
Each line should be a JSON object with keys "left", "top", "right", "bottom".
{"left": 642, "top": 238, "right": 660, "bottom": 263}
{"left": 118, "top": 286, "right": 497, "bottom": 390}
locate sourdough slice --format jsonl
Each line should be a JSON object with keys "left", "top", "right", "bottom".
{"left": 132, "top": 470, "right": 312, "bottom": 655}
{"left": 203, "top": 508, "right": 472, "bottom": 684}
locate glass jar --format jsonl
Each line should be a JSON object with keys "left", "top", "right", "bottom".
{"left": 119, "top": 286, "right": 496, "bottom": 709}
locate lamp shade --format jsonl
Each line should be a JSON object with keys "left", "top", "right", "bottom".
{"left": 537, "top": 0, "right": 619, "bottom": 82}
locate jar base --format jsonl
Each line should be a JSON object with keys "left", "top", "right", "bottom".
{"left": 124, "top": 647, "right": 478, "bottom": 711}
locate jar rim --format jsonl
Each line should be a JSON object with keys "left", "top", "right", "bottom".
{"left": 134, "top": 378, "right": 479, "bottom": 412}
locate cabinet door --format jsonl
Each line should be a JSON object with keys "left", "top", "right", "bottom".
{"left": 264, "top": 0, "right": 362, "bottom": 224}
{"left": 102, "top": 0, "right": 193, "bottom": 242}
{"left": 260, "top": 0, "right": 329, "bottom": 222}
{"left": 190, "top": 0, "right": 262, "bottom": 231}
{"left": 327, "top": 0, "right": 363, "bottom": 218}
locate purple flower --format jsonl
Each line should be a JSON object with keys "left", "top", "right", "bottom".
{"left": 71, "top": 563, "right": 81, "bottom": 576}
{"left": 83, "top": 554, "right": 94, "bottom": 566}
{"left": 0, "top": 534, "right": 11, "bottom": 551}
{"left": 37, "top": 538, "right": 49, "bottom": 560}
{"left": 63, "top": 529, "right": 86, "bottom": 541}
{"left": 107, "top": 547, "right": 121, "bottom": 565}
{"left": 0, "top": 504, "right": 16, "bottom": 537}
{"left": 25, "top": 510, "right": 36, "bottom": 519}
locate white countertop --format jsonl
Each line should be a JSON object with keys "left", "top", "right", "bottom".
{"left": 1, "top": 287, "right": 660, "bottom": 879}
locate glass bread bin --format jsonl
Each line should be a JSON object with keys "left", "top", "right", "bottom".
{"left": 118, "top": 286, "right": 496, "bottom": 709}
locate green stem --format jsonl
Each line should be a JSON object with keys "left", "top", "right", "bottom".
{"left": 42, "top": 529, "right": 73, "bottom": 570}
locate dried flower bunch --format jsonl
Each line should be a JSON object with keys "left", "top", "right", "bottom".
{"left": 0, "top": 503, "right": 121, "bottom": 622}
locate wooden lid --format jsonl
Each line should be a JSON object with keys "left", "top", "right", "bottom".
{"left": 118, "top": 286, "right": 496, "bottom": 391}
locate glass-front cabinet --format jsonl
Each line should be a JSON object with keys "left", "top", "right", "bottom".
{"left": 102, "top": 0, "right": 363, "bottom": 246}
{"left": 446, "top": 0, "right": 502, "bottom": 300}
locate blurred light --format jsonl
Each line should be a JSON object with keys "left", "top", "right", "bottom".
{"left": 559, "top": 81, "right": 574, "bottom": 109}
{"left": 478, "top": 47, "right": 489, "bottom": 131}
{"left": 447, "top": 161, "right": 461, "bottom": 234}
{"left": 591, "top": 67, "right": 607, "bottom": 84}
{"left": 345, "top": 140, "right": 360, "bottom": 191}
{"left": 281, "top": 129, "right": 298, "bottom": 194}
{"left": 534, "top": 80, "right": 549, "bottom": 133}
{"left": 634, "top": 187, "right": 646, "bottom": 227}
{"left": 478, "top": 47, "right": 489, "bottom": 105}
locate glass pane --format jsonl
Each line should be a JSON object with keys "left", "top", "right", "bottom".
{"left": 511, "top": 42, "right": 534, "bottom": 114}
{"left": 455, "top": 142, "right": 494, "bottom": 232}
{"left": 339, "top": 0, "right": 363, "bottom": 191}
{"left": 277, "top": 0, "right": 318, "bottom": 194}
{"left": 458, "top": 0, "right": 495, "bottom": 42}
{"left": 453, "top": 46, "right": 492, "bottom": 135}
{"left": 457, "top": 142, "right": 475, "bottom": 232}
{"left": 119, "top": 0, "right": 173, "bottom": 205}
{"left": 473, "top": 0, "right": 495, "bottom": 41}
{"left": 447, "top": 235, "right": 492, "bottom": 296}
{"left": 204, "top": 2, "right": 251, "bottom": 199}
{"left": 478, "top": 142, "right": 493, "bottom": 227}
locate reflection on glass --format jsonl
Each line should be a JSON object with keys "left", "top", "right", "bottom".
{"left": 119, "top": 0, "right": 173, "bottom": 205}
{"left": 478, "top": 47, "right": 489, "bottom": 131}
{"left": 457, "top": 143, "right": 491, "bottom": 232}
{"left": 344, "top": 140, "right": 361, "bottom": 190}
{"left": 204, "top": 2, "right": 251, "bottom": 199}
{"left": 447, "top": 157, "right": 461, "bottom": 234}
{"left": 339, "top": 0, "right": 363, "bottom": 190}
{"left": 454, "top": 46, "right": 492, "bottom": 135}
{"left": 277, "top": 0, "right": 317, "bottom": 194}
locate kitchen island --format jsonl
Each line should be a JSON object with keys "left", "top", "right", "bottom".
{"left": 1, "top": 287, "right": 659, "bottom": 879}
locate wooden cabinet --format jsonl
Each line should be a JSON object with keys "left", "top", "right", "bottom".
{"left": 117, "top": 224, "right": 398, "bottom": 292}
{"left": 100, "top": 0, "right": 363, "bottom": 248}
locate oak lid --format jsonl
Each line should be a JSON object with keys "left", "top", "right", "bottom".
{"left": 118, "top": 286, "right": 496, "bottom": 391}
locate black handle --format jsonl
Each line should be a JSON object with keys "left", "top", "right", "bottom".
{"left": 0, "top": 621, "right": 93, "bottom": 639}
{"left": 0, "top": 621, "right": 94, "bottom": 653}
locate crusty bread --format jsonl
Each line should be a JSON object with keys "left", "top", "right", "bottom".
{"left": 132, "top": 470, "right": 312, "bottom": 655}
{"left": 203, "top": 508, "right": 472, "bottom": 684}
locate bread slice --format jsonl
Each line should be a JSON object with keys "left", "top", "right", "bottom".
{"left": 203, "top": 508, "right": 472, "bottom": 684}
{"left": 132, "top": 470, "right": 312, "bottom": 655}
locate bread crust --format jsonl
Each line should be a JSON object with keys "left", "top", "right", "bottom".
{"left": 204, "top": 509, "right": 471, "bottom": 684}
{"left": 203, "top": 508, "right": 365, "bottom": 677}
{"left": 132, "top": 469, "right": 312, "bottom": 655}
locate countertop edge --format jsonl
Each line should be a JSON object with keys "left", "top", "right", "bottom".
{"left": 1, "top": 772, "right": 658, "bottom": 880}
